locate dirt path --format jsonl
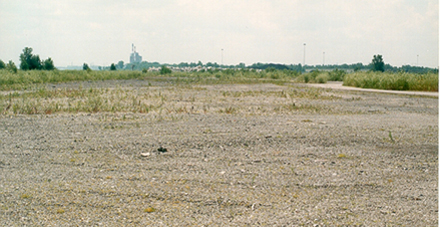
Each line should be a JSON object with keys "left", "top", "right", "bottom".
{"left": 307, "top": 81, "right": 439, "bottom": 97}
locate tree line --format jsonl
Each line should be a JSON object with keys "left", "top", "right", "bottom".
{"left": 1, "top": 48, "right": 437, "bottom": 75}
{"left": 0, "top": 47, "right": 55, "bottom": 73}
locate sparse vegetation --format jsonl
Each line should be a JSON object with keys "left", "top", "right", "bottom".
{"left": 0, "top": 76, "right": 437, "bottom": 226}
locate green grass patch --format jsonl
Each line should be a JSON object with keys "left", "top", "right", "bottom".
{"left": 0, "top": 69, "right": 145, "bottom": 90}
{"left": 0, "top": 69, "right": 303, "bottom": 90}
{"left": 343, "top": 72, "right": 438, "bottom": 92}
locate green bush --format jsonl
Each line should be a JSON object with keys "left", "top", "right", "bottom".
{"left": 316, "top": 74, "right": 328, "bottom": 83}
{"left": 328, "top": 69, "right": 346, "bottom": 81}
{"left": 42, "top": 58, "right": 55, "bottom": 70}
{"left": 0, "top": 60, "right": 5, "bottom": 69}
{"left": 304, "top": 75, "right": 310, "bottom": 83}
{"left": 160, "top": 66, "right": 172, "bottom": 75}
{"left": 83, "top": 63, "right": 90, "bottom": 71}
{"left": 6, "top": 61, "right": 17, "bottom": 73}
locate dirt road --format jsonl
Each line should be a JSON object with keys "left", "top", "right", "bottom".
{"left": 307, "top": 81, "right": 438, "bottom": 97}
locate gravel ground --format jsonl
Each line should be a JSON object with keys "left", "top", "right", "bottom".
{"left": 0, "top": 80, "right": 438, "bottom": 226}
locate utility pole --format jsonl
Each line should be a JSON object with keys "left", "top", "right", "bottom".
{"left": 417, "top": 55, "right": 419, "bottom": 66}
{"left": 323, "top": 52, "right": 325, "bottom": 66}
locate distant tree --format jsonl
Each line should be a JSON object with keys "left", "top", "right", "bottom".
{"left": 6, "top": 60, "right": 18, "bottom": 73}
{"left": 117, "top": 61, "right": 124, "bottom": 69}
{"left": 29, "top": 55, "right": 42, "bottom": 70}
{"left": 0, "top": 59, "right": 5, "bottom": 69}
{"left": 19, "top": 47, "right": 55, "bottom": 70}
{"left": 83, "top": 63, "right": 90, "bottom": 71}
{"left": 372, "top": 55, "right": 385, "bottom": 72}
{"left": 19, "top": 47, "right": 42, "bottom": 70}
{"left": 110, "top": 63, "right": 117, "bottom": 71}
{"left": 42, "top": 58, "right": 55, "bottom": 70}
{"left": 19, "top": 47, "right": 32, "bottom": 70}
{"left": 160, "top": 66, "right": 172, "bottom": 74}
{"left": 178, "top": 62, "right": 189, "bottom": 68}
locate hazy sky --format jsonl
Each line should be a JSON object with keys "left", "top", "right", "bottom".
{"left": 1, "top": 0, "right": 438, "bottom": 68}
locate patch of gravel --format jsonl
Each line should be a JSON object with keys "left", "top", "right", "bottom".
{"left": 0, "top": 80, "right": 437, "bottom": 226}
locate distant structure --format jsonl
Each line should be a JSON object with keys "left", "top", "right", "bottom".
{"left": 130, "top": 44, "right": 142, "bottom": 64}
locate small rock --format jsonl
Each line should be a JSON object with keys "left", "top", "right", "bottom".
{"left": 141, "top": 152, "right": 151, "bottom": 157}
{"left": 157, "top": 147, "right": 167, "bottom": 153}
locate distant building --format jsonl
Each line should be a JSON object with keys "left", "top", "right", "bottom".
{"left": 130, "top": 44, "right": 142, "bottom": 64}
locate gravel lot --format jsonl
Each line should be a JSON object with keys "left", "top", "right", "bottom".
{"left": 0, "top": 80, "right": 438, "bottom": 226}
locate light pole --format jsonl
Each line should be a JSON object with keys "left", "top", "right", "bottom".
{"left": 303, "top": 43, "right": 306, "bottom": 66}
{"left": 323, "top": 52, "right": 325, "bottom": 66}
{"left": 221, "top": 49, "right": 224, "bottom": 66}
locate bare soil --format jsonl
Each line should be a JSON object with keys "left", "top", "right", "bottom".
{"left": 0, "top": 80, "right": 438, "bottom": 226}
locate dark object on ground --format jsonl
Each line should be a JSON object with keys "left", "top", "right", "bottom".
{"left": 157, "top": 146, "right": 167, "bottom": 153}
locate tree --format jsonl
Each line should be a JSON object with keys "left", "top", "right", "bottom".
{"left": 29, "top": 55, "right": 42, "bottom": 70}
{"left": 6, "top": 60, "right": 17, "bottom": 73}
{"left": 83, "top": 63, "right": 90, "bottom": 71}
{"left": 42, "top": 58, "right": 55, "bottom": 70}
{"left": 110, "top": 63, "right": 117, "bottom": 71}
{"left": 0, "top": 60, "right": 5, "bottom": 69}
{"left": 20, "top": 47, "right": 42, "bottom": 70}
{"left": 19, "top": 47, "right": 32, "bottom": 70}
{"left": 19, "top": 47, "right": 54, "bottom": 70}
{"left": 117, "top": 61, "right": 124, "bottom": 69}
{"left": 372, "top": 55, "right": 385, "bottom": 72}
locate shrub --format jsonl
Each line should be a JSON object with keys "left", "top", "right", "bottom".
{"left": 316, "top": 74, "right": 328, "bottom": 83}
{"left": 42, "top": 58, "right": 55, "bottom": 70}
{"left": 6, "top": 60, "right": 18, "bottom": 73}
{"left": 83, "top": 63, "right": 90, "bottom": 71}
{"left": 328, "top": 69, "right": 346, "bottom": 81}
{"left": 110, "top": 63, "right": 116, "bottom": 71}
{"left": 304, "top": 75, "right": 310, "bottom": 83}
{"left": 309, "top": 70, "right": 320, "bottom": 80}
{"left": 0, "top": 60, "right": 5, "bottom": 69}
{"left": 160, "top": 66, "right": 172, "bottom": 75}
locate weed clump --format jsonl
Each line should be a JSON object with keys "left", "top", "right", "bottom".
{"left": 144, "top": 207, "right": 156, "bottom": 213}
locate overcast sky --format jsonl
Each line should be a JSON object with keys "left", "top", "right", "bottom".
{"left": 0, "top": 0, "right": 438, "bottom": 68}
